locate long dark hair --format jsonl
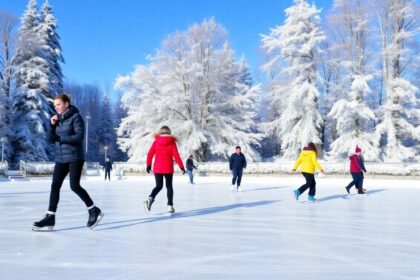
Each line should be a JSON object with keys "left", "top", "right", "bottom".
{"left": 308, "top": 143, "right": 317, "bottom": 156}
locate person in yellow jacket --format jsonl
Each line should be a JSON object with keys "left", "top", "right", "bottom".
{"left": 292, "top": 143, "right": 324, "bottom": 202}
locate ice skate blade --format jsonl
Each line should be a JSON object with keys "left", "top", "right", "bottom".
{"left": 143, "top": 201, "right": 151, "bottom": 214}
{"left": 32, "top": 226, "right": 54, "bottom": 232}
{"left": 89, "top": 212, "right": 104, "bottom": 230}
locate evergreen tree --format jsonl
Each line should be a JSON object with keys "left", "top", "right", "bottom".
{"left": 261, "top": 0, "right": 325, "bottom": 158}
{"left": 11, "top": 0, "right": 52, "bottom": 162}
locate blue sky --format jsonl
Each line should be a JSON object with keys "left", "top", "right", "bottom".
{"left": 0, "top": 0, "right": 333, "bottom": 94}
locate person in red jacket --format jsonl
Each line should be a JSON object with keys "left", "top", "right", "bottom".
{"left": 345, "top": 146, "right": 367, "bottom": 194}
{"left": 143, "top": 126, "right": 185, "bottom": 214}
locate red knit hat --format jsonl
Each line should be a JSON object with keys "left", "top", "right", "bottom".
{"left": 355, "top": 146, "right": 362, "bottom": 153}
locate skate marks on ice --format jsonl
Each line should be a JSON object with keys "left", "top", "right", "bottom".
{"left": 95, "top": 200, "right": 280, "bottom": 231}
{"left": 242, "top": 186, "right": 289, "bottom": 192}
{"left": 317, "top": 188, "right": 388, "bottom": 203}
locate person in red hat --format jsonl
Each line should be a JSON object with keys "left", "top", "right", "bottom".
{"left": 143, "top": 126, "right": 185, "bottom": 214}
{"left": 345, "top": 146, "right": 367, "bottom": 194}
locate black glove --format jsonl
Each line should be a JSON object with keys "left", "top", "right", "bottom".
{"left": 181, "top": 168, "right": 186, "bottom": 175}
{"left": 146, "top": 166, "right": 152, "bottom": 173}
{"left": 51, "top": 133, "right": 61, "bottom": 143}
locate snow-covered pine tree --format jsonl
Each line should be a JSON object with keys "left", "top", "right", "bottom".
{"left": 11, "top": 0, "right": 52, "bottom": 162}
{"left": 116, "top": 18, "right": 261, "bottom": 162}
{"left": 0, "top": 12, "right": 18, "bottom": 162}
{"left": 326, "top": 0, "right": 378, "bottom": 160}
{"left": 261, "top": 0, "right": 325, "bottom": 159}
{"left": 374, "top": 0, "right": 419, "bottom": 161}
{"left": 95, "top": 94, "right": 117, "bottom": 162}
{"left": 38, "top": 0, "right": 64, "bottom": 99}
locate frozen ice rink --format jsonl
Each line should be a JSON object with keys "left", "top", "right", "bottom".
{"left": 1, "top": 175, "right": 419, "bottom": 280}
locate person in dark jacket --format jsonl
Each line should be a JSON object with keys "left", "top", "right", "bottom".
{"left": 186, "top": 155, "right": 198, "bottom": 184}
{"left": 345, "top": 146, "right": 367, "bottom": 194}
{"left": 33, "top": 94, "right": 104, "bottom": 231}
{"left": 103, "top": 157, "right": 112, "bottom": 181}
{"left": 229, "top": 146, "right": 247, "bottom": 192}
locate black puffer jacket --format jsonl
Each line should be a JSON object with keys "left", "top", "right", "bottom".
{"left": 48, "top": 106, "right": 85, "bottom": 163}
{"left": 229, "top": 153, "right": 247, "bottom": 170}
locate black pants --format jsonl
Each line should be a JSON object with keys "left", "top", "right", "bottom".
{"left": 105, "top": 170, "right": 111, "bottom": 181}
{"left": 150, "top": 174, "right": 174, "bottom": 206}
{"left": 48, "top": 160, "right": 94, "bottom": 212}
{"left": 298, "top": 172, "right": 316, "bottom": 196}
{"left": 232, "top": 168, "right": 243, "bottom": 186}
{"left": 347, "top": 173, "right": 364, "bottom": 193}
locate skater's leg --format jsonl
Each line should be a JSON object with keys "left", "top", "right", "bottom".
{"left": 69, "top": 160, "right": 94, "bottom": 208}
{"left": 232, "top": 169, "right": 238, "bottom": 185}
{"left": 165, "top": 174, "right": 174, "bottom": 206}
{"left": 355, "top": 173, "right": 364, "bottom": 193}
{"left": 308, "top": 174, "right": 316, "bottom": 196}
{"left": 68, "top": 161, "right": 92, "bottom": 205}
{"left": 298, "top": 172, "right": 311, "bottom": 194}
{"left": 347, "top": 173, "right": 358, "bottom": 190}
{"left": 150, "top": 174, "right": 164, "bottom": 199}
{"left": 237, "top": 169, "right": 243, "bottom": 186}
{"left": 187, "top": 170, "right": 193, "bottom": 184}
{"left": 48, "top": 162, "right": 70, "bottom": 212}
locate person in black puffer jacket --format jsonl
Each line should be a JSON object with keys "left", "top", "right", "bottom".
{"left": 33, "top": 94, "right": 104, "bottom": 231}
{"left": 229, "top": 146, "right": 247, "bottom": 192}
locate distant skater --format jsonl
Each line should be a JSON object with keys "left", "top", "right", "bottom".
{"left": 229, "top": 146, "right": 247, "bottom": 192}
{"left": 143, "top": 126, "right": 185, "bottom": 214}
{"left": 292, "top": 143, "right": 324, "bottom": 202}
{"left": 33, "top": 94, "right": 103, "bottom": 231}
{"left": 345, "top": 146, "right": 367, "bottom": 195}
{"left": 104, "top": 157, "right": 112, "bottom": 181}
{"left": 186, "top": 155, "right": 198, "bottom": 184}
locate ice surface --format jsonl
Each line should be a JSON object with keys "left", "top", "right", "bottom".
{"left": 1, "top": 175, "right": 419, "bottom": 280}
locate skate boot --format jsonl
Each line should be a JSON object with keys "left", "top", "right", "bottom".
{"left": 308, "top": 195, "right": 318, "bottom": 203}
{"left": 237, "top": 186, "right": 243, "bottom": 192}
{"left": 143, "top": 197, "right": 154, "bottom": 214}
{"left": 231, "top": 185, "right": 235, "bottom": 191}
{"left": 168, "top": 205, "right": 175, "bottom": 214}
{"left": 87, "top": 206, "right": 104, "bottom": 229}
{"left": 33, "top": 214, "right": 55, "bottom": 231}
{"left": 293, "top": 189, "right": 300, "bottom": 201}
{"left": 345, "top": 186, "right": 350, "bottom": 194}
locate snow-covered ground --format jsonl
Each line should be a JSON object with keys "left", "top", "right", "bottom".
{"left": 0, "top": 175, "right": 419, "bottom": 280}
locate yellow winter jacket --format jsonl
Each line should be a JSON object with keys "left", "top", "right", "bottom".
{"left": 293, "top": 149, "right": 323, "bottom": 174}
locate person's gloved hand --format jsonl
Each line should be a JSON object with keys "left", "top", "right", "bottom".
{"left": 181, "top": 168, "right": 186, "bottom": 175}
{"left": 146, "top": 166, "right": 152, "bottom": 173}
{"left": 51, "top": 134, "right": 60, "bottom": 143}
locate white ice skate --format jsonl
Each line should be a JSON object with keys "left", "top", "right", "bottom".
{"left": 168, "top": 205, "right": 175, "bottom": 214}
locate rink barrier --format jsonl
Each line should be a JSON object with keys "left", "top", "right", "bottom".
{"left": 6, "top": 161, "right": 420, "bottom": 177}
{"left": 17, "top": 161, "right": 101, "bottom": 176}
{"left": 111, "top": 161, "right": 420, "bottom": 177}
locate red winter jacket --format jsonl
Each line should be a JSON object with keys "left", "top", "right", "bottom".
{"left": 349, "top": 154, "right": 363, "bottom": 173}
{"left": 146, "top": 135, "right": 184, "bottom": 174}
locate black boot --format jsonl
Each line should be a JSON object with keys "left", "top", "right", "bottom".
{"left": 87, "top": 207, "right": 104, "bottom": 229}
{"left": 33, "top": 214, "right": 55, "bottom": 231}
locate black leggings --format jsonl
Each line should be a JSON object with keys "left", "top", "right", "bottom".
{"left": 298, "top": 172, "right": 316, "bottom": 196}
{"left": 48, "top": 160, "right": 94, "bottom": 212}
{"left": 105, "top": 170, "right": 111, "bottom": 181}
{"left": 150, "top": 174, "right": 174, "bottom": 206}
